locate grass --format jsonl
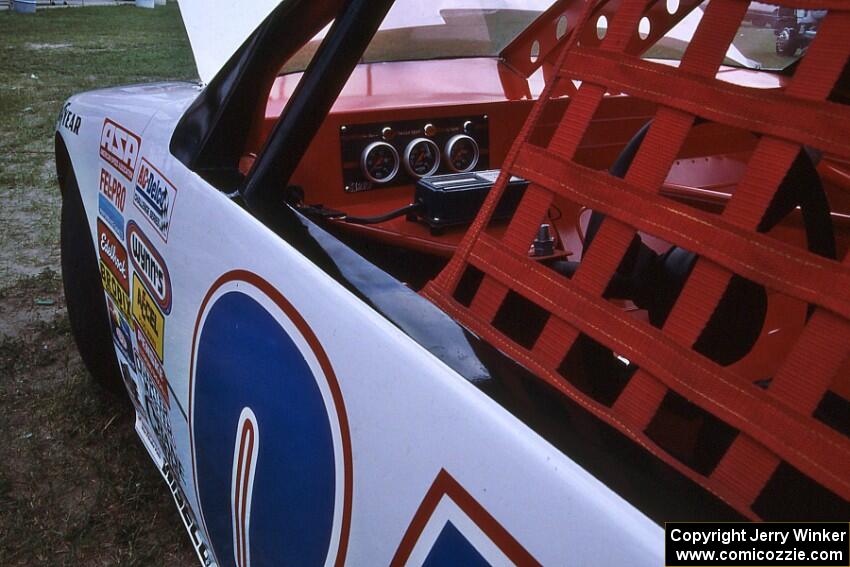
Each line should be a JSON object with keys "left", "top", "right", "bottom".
{"left": 0, "top": 2, "right": 197, "bottom": 287}
{"left": 0, "top": 4, "right": 197, "bottom": 564}
{"left": 645, "top": 22, "right": 798, "bottom": 71}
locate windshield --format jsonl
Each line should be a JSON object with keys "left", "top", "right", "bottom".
{"left": 283, "top": 0, "right": 816, "bottom": 75}
{"left": 645, "top": 1, "right": 820, "bottom": 71}
{"left": 283, "top": 0, "right": 556, "bottom": 73}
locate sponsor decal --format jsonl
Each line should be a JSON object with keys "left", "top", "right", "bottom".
{"left": 119, "top": 361, "right": 143, "bottom": 413}
{"left": 392, "top": 469, "right": 540, "bottom": 566}
{"left": 58, "top": 102, "right": 81, "bottom": 135}
{"left": 135, "top": 323, "right": 169, "bottom": 406}
{"left": 132, "top": 273, "right": 165, "bottom": 361}
{"left": 190, "top": 272, "right": 352, "bottom": 567}
{"left": 100, "top": 119, "right": 140, "bottom": 181}
{"left": 139, "top": 349, "right": 180, "bottom": 481}
{"left": 98, "top": 219, "right": 128, "bottom": 289}
{"left": 134, "top": 158, "right": 176, "bottom": 242}
{"left": 99, "top": 168, "right": 127, "bottom": 213}
{"left": 232, "top": 408, "right": 259, "bottom": 567}
{"left": 163, "top": 463, "right": 215, "bottom": 566}
{"left": 106, "top": 295, "right": 134, "bottom": 365}
{"left": 100, "top": 260, "right": 131, "bottom": 317}
{"left": 98, "top": 193, "right": 125, "bottom": 240}
{"left": 127, "top": 221, "right": 172, "bottom": 314}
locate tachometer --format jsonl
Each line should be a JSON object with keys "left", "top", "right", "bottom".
{"left": 361, "top": 141, "right": 400, "bottom": 184}
{"left": 445, "top": 134, "right": 480, "bottom": 173}
{"left": 403, "top": 138, "right": 441, "bottom": 178}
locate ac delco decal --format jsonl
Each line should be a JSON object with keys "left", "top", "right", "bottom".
{"left": 99, "top": 168, "right": 127, "bottom": 214}
{"left": 134, "top": 158, "right": 176, "bottom": 242}
{"left": 100, "top": 260, "right": 131, "bottom": 317}
{"left": 127, "top": 221, "right": 171, "bottom": 314}
{"left": 100, "top": 119, "right": 140, "bottom": 181}
{"left": 132, "top": 274, "right": 164, "bottom": 361}
{"left": 98, "top": 219, "right": 128, "bottom": 289}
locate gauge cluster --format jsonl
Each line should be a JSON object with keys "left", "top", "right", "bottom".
{"left": 340, "top": 115, "right": 489, "bottom": 192}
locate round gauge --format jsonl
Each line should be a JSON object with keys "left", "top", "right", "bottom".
{"left": 403, "top": 138, "right": 441, "bottom": 178}
{"left": 360, "top": 141, "right": 399, "bottom": 184}
{"left": 445, "top": 134, "right": 480, "bottom": 173}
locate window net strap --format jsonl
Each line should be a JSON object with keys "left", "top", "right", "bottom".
{"left": 423, "top": 0, "right": 850, "bottom": 518}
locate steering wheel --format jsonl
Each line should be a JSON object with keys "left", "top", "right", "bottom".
{"left": 560, "top": 121, "right": 835, "bottom": 369}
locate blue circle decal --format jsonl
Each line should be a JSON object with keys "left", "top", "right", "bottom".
{"left": 192, "top": 286, "right": 342, "bottom": 567}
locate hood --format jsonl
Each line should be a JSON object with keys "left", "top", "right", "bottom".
{"left": 178, "top": 0, "right": 281, "bottom": 84}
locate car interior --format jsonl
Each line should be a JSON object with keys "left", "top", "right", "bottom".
{"left": 173, "top": 0, "right": 850, "bottom": 521}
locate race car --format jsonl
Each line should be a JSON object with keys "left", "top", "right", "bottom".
{"left": 55, "top": 0, "right": 850, "bottom": 565}
{"left": 774, "top": 8, "right": 826, "bottom": 56}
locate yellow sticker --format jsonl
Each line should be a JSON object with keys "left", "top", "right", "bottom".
{"left": 100, "top": 260, "right": 131, "bottom": 317}
{"left": 132, "top": 273, "right": 164, "bottom": 361}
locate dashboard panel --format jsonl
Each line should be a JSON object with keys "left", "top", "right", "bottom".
{"left": 340, "top": 114, "right": 489, "bottom": 192}
{"left": 247, "top": 57, "right": 829, "bottom": 258}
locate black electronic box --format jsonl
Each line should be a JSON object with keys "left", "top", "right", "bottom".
{"left": 412, "top": 170, "right": 528, "bottom": 232}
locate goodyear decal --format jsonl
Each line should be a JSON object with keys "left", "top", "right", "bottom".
{"left": 134, "top": 159, "right": 176, "bottom": 242}
{"left": 98, "top": 193, "right": 124, "bottom": 240}
{"left": 127, "top": 221, "right": 172, "bottom": 314}
{"left": 132, "top": 273, "right": 165, "bottom": 361}
{"left": 135, "top": 323, "right": 169, "bottom": 406}
{"left": 58, "top": 102, "right": 81, "bottom": 135}
{"left": 100, "top": 119, "right": 140, "bottom": 181}
{"left": 99, "top": 168, "right": 127, "bottom": 214}
{"left": 98, "top": 219, "right": 128, "bottom": 289}
{"left": 100, "top": 260, "right": 131, "bottom": 317}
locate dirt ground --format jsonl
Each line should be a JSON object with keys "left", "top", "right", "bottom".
{"left": 0, "top": 272, "right": 197, "bottom": 565}
{"left": 0, "top": 4, "right": 197, "bottom": 565}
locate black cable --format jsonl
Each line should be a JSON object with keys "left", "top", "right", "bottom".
{"left": 341, "top": 202, "right": 421, "bottom": 225}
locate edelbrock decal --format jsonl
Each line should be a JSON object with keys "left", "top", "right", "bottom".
{"left": 100, "top": 119, "right": 140, "bottom": 182}
{"left": 98, "top": 193, "right": 125, "bottom": 240}
{"left": 100, "top": 168, "right": 127, "bottom": 214}
{"left": 127, "top": 221, "right": 172, "bottom": 314}
{"left": 134, "top": 159, "right": 176, "bottom": 242}
{"left": 132, "top": 273, "right": 165, "bottom": 361}
{"left": 98, "top": 219, "right": 128, "bottom": 289}
{"left": 58, "top": 102, "right": 81, "bottom": 135}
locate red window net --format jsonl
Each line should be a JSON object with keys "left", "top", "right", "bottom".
{"left": 423, "top": 0, "right": 850, "bottom": 519}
